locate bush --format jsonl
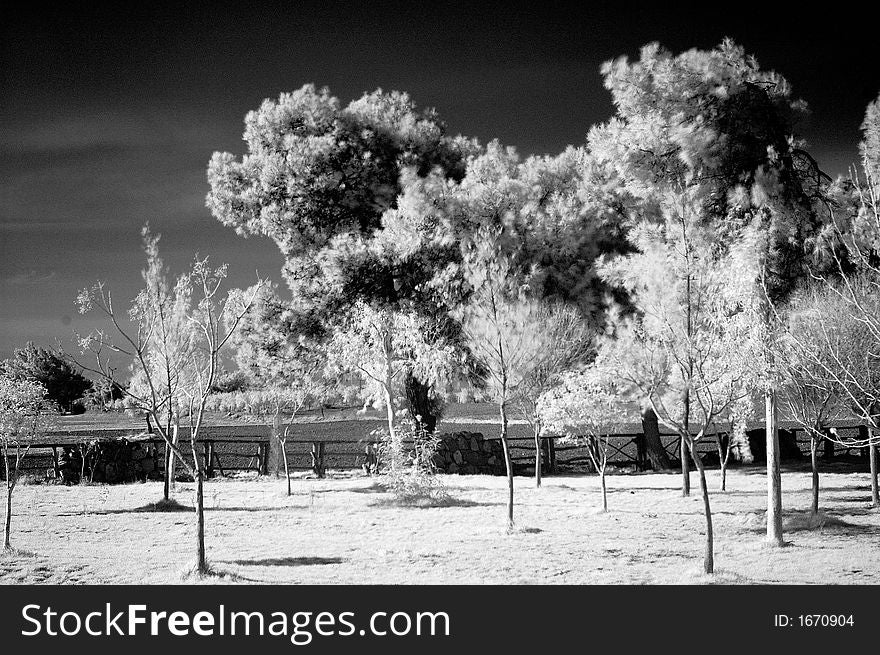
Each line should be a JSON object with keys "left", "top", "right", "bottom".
{"left": 375, "top": 419, "right": 449, "bottom": 505}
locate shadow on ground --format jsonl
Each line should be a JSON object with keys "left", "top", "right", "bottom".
{"left": 222, "top": 556, "right": 345, "bottom": 567}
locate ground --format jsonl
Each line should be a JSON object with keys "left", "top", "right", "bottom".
{"left": 2, "top": 467, "right": 878, "bottom": 584}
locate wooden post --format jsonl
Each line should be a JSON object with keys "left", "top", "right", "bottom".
{"left": 51, "top": 446, "right": 60, "bottom": 478}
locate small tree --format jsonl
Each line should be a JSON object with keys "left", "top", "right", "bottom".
{"left": 75, "top": 239, "right": 260, "bottom": 575}
{"left": 776, "top": 288, "right": 854, "bottom": 514}
{"left": 1, "top": 375, "right": 47, "bottom": 550}
{"left": 326, "top": 301, "right": 454, "bottom": 462}
{"left": 2, "top": 342, "right": 92, "bottom": 413}
{"left": 710, "top": 396, "right": 753, "bottom": 492}
{"left": 597, "top": 211, "right": 762, "bottom": 574}
{"left": 458, "top": 245, "right": 558, "bottom": 529}
{"left": 514, "top": 305, "right": 593, "bottom": 487}
{"left": 209, "top": 386, "right": 314, "bottom": 495}
{"left": 539, "top": 368, "right": 627, "bottom": 511}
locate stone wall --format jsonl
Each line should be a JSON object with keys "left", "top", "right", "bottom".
{"left": 433, "top": 432, "right": 507, "bottom": 475}
{"left": 57, "top": 439, "right": 160, "bottom": 484}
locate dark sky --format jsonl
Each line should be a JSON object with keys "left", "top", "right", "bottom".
{"left": 1, "top": 1, "right": 878, "bottom": 360}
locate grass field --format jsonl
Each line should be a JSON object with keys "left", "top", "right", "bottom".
{"left": 2, "top": 467, "right": 878, "bottom": 584}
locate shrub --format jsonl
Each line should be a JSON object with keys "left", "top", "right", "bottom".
{"left": 375, "top": 419, "right": 449, "bottom": 505}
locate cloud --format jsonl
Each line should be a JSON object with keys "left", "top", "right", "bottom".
{"left": 3, "top": 270, "right": 58, "bottom": 286}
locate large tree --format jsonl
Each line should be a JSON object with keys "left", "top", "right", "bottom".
{"left": 207, "top": 86, "right": 475, "bottom": 428}
{"left": 590, "top": 40, "right": 832, "bottom": 545}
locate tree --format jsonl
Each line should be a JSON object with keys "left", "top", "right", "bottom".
{"left": 595, "top": 203, "right": 763, "bottom": 574}
{"left": 1, "top": 375, "right": 48, "bottom": 550}
{"left": 514, "top": 304, "right": 593, "bottom": 487}
{"left": 325, "top": 301, "right": 455, "bottom": 457}
{"left": 777, "top": 286, "right": 855, "bottom": 514}
{"left": 216, "top": 283, "right": 328, "bottom": 493}
{"left": 590, "top": 40, "right": 832, "bottom": 546}
{"left": 75, "top": 233, "right": 261, "bottom": 575}
{"left": 457, "top": 239, "right": 563, "bottom": 529}
{"left": 2, "top": 342, "right": 92, "bottom": 413}
{"left": 710, "top": 395, "right": 753, "bottom": 492}
{"left": 539, "top": 368, "right": 627, "bottom": 511}
{"left": 207, "top": 85, "right": 475, "bottom": 431}
{"left": 209, "top": 387, "right": 311, "bottom": 495}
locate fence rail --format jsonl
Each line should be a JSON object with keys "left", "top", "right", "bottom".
{"left": 3, "top": 421, "right": 875, "bottom": 482}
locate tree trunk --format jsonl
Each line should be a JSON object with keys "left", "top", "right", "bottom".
{"left": 282, "top": 440, "right": 291, "bottom": 497}
{"left": 715, "top": 434, "right": 727, "bottom": 492}
{"left": 599, "top": 469, "right": 607, "bottom": 512}
{"left": 163, "top": 443, "right": 172, "bottom": 500}
{"left": 533, "top": 423, "right": 542, "bottom": 488}
{"left": 870, "top": 429, "right": 879, "bottom": 508}
{"left": 811, "top": 439, "right": 819, "bottom": 516}
{"left": 194, "top": 469, "right": 206, "bottom": 573}
{"left": 765, "top": 391, "right": 784, "bottom": 546}
{"left": 688, "top": 440, "right": 714, "bottom": 575}
{"left": 169, "top": 417, "right": 180, "bottom": 491}
{"left": 641, "top": 406, "right": 672, "bottom": 471}
{"left": 188, "top": 433, "right": 207, "bottom": 574}
{"left": 404, "top": 374, "right": 440, "bottom": 433}
{"left": 270, "top": 414, "right": 283, "bottom": 478}
{"left": 680, "top": 436, "right": 690, "bottom": 497}
{"left": 3, "top": 485, "right": 12, "bottom": 550}
{"left": 500, "top": 402, "right": 514, "bottom": 530}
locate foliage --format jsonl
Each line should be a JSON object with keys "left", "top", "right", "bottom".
{"left": 206, "top": 84, "right": 474, "bottom": 305}
{"left": 1, "top": 374, "right": 48, "bottom": 549}
{"left": 374, "top": 419, "right": 448, "bottom": 505}
{"left": 539, "top": 368, "right": 630, "bottom": 438}
{"left": 211, "top": 370, "right": 249, "bottom": 394}
{"left": 589, "top": 39, "right": 833, "bottom": 306}
{"left": 1, "top": 342, "right": 92, "bottom": 413}
{"left": 325, "top": 301, "right": 456, "bottom": 437}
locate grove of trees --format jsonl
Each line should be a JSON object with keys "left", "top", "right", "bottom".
{"left": 4, "top": 39, "right": 874, "bottom": 579}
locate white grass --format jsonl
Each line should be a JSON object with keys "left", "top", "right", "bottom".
{"left": 2, "top": 468, "right": 879, "bottom": 584}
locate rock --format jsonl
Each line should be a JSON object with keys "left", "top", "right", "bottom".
{"left": 448, "top": 463, "right": 459, "bottom": 474}
{"left": 453, "top": 450, "right": 463, "bottom": 465}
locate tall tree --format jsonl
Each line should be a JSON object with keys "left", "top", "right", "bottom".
{"left": 595, "top": 212, "right": 762, "bottom": 574}
{"left": 207, "top": 85, "right": 475, "bottom": 428}
{"left": 590, "top": 41, "right": 830, "bottom": 546}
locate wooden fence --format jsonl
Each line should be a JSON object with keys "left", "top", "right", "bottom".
{"left": 4, "top": 421, "right": 874, "bottom": 481}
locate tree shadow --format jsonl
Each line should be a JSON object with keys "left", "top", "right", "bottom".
{"left": 737, "top": 509, "right": 880, "bottom": 536}
{"left": 59, "top": 500, "right": 193, "bottom": 516}
{"left": 222, "top": 556, "right": 345, "bottom": 567}
{"left": 369, "top": 496, "right": 502, "bottom": 509}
